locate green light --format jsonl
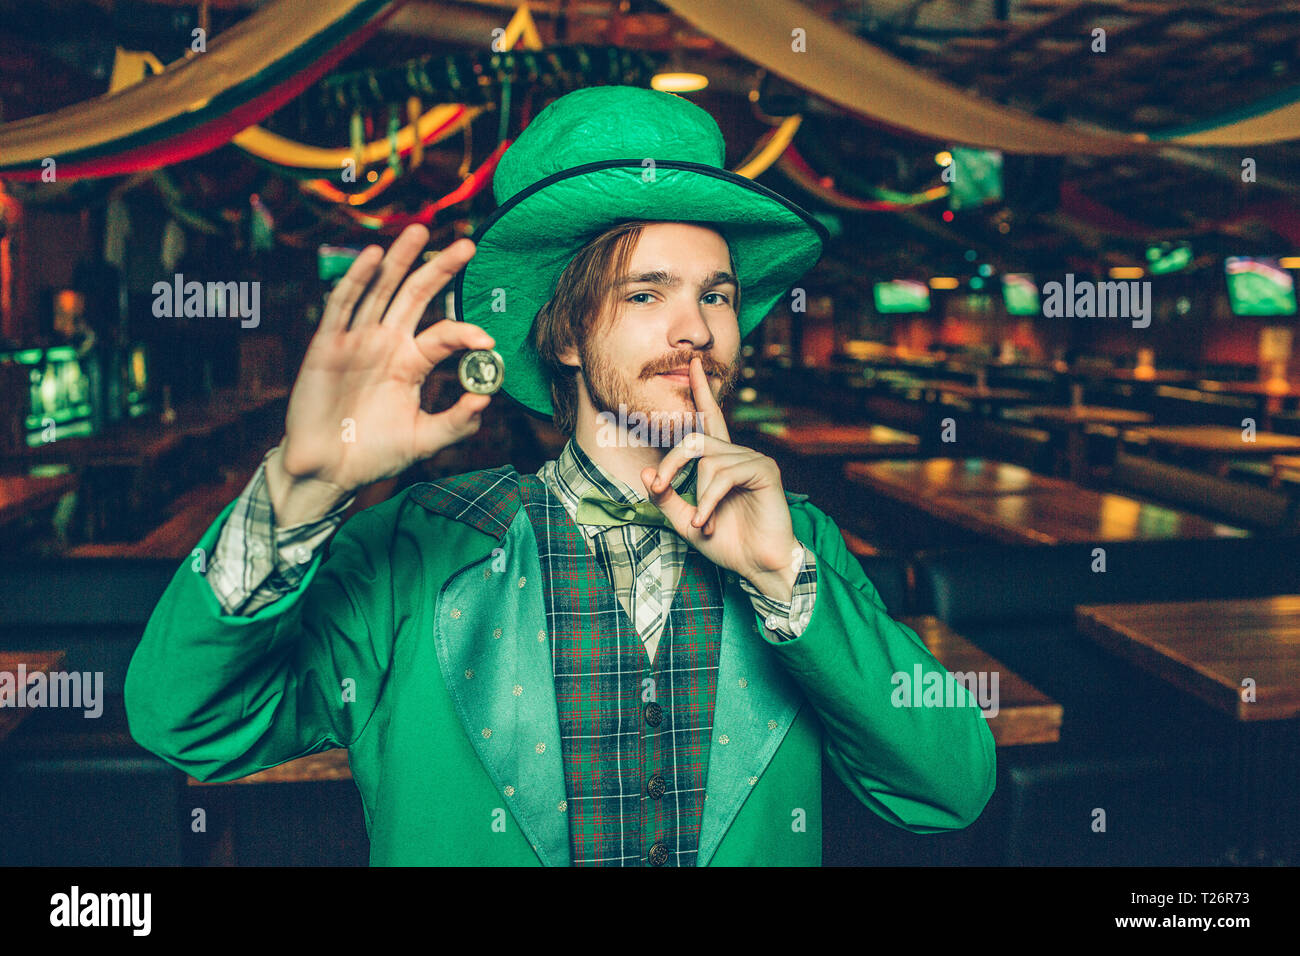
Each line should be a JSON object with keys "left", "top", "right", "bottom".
{"left": 964, "top": 250, "right": 978, "bottom": 262}
{"left": 969, "top": 276, "right": 985, "bottom": 290}
{"left": 978, "top": 264, "right": 993, "bottom": 277}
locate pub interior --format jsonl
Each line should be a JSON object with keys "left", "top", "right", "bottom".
{"left": 0, "top": 0, "right": 1297, "bottom": 869}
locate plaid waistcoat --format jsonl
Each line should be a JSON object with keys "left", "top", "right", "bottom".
{"left": 516, "top": 472, "right": 724, "bottom": 867}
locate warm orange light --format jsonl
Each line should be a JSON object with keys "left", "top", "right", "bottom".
{"left": 929, "top": 277, "right": 960, "bottom": 290}
{"left": 651, "top": 72, "right": 708, "bottom": 93}
{"left": 1279, "top": 257, "right": 1300, "bottom": 269}
{"left": 1108, "top": 266, "right": 1145, "bottom": 279}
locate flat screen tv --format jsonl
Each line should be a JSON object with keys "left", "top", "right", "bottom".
{"left": 1225, "top": 257, "right": 1297, "bottom": 316}
{"left": 948, "top": 148, "right": 1003, "bottom": 211}
{"left": 0, "top": 346, "right": 95, "bottom": 445}
{"left": 1002, "top": 274, "right": 1039, "bottom": 316}
{"left": 318, "top": 244, "right": 364, "bottom": 283}
{"left": 873, "top": 280, "right": 931, "bottom": 314}
{"left": 1146, "top": 243, "right": 1192, "bottom": 275}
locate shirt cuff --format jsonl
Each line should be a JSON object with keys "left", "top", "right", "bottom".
{"left": 204, "top": 447, "right": 356, "bottom": 615}
{"left": 737, "top": 540, "right": 818, "bottom": 641}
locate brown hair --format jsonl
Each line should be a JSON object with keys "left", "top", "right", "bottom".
{"left": 530, "top": 219, "right": 739, "bottom": 435}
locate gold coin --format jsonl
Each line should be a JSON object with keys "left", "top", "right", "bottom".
{"left": 459, "top": 348, "right": 504, "bottom": 395}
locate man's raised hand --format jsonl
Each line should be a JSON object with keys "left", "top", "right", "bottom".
{"left": 268, "top": 224, "right": 493, "bottom": 525}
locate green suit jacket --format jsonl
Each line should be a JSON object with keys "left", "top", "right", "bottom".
{"left": 124, "top": 467, "right": 996, "bottom": 865}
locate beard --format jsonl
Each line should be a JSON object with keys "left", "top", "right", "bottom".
{"left": 577, "top": 335, "right": 741, "bottom": 445}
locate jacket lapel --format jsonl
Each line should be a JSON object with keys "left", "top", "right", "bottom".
{"left": 416, "top": 469, "right": 572, "bottom": 867}
{"left": 696, "top": 491, "right": 809, "bottom": 867}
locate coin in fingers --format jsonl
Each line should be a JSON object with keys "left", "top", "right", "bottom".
{"left": 459, "top": 348, "right": 504, "bottom": 395}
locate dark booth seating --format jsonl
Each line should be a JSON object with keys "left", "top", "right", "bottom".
{"left": 0, "top": 557, "right": 377, "bottom": 865}
{"left": 0, "top": 559, "right": 184, "bottom": 865}
{"left": 903, "top": 537, "right": 1300, "bottom": 865}
{"left": 1110, "top": 451, "right": 1299, "bottom": 533}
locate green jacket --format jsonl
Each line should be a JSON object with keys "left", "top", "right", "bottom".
{"left": 125, "top": 467, "right": 996, "bottom": 866}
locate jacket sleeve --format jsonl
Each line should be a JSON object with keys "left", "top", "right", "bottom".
{"left": 124, "top": 498, "right": 398, "bottom": 782}
{"left": 761, "top": 501, "right": 997, "bottom": 833}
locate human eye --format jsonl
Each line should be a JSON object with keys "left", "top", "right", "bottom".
{"left": 627, "top": 291, "right": 656, "bottom": 304}
{"left": 702, "top": 291, "right": 732, "bottom": 305}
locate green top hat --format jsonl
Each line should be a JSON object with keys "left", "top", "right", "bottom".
{"left": 452, "top": 84, "right": 828, "bottom": 420}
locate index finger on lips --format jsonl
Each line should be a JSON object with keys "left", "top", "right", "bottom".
{"left": 689, "top": 354, "right": 731, "bottom": 443}
{"left": 388, "top": 238, "right": 477, "bottom": 336}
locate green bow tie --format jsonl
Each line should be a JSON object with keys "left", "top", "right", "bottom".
{"left": 575, "top": 490, "right": 697, "bottom": 530}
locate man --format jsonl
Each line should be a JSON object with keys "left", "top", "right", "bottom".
{"left": 126, "top": 85, "right": 994, "bottom": 866}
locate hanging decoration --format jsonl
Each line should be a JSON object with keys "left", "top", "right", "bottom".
{"left": 0, "top": 0, "right": 407, "bottom": 181}
{"left": 733, "top": 115, "right": 803, "bottom": 180}
{"left": 774, "top": 142, "right": 946, "bottom": 211}
{"left": 338, "top": 137, "right": 511, "bottom": 232}
{"left": 232, "top": 104, "right": 483, "bottom": 173}
{"left": 660, "top": 0, "right": 1300, "bottom": 152}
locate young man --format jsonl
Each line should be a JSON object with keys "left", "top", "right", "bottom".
{"left": 126, "top": 86, "right": 994, "bottom": 866}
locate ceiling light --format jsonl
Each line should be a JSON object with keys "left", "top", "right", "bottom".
{"left": 651, "top": 72, "right": 708, "bottom": 93}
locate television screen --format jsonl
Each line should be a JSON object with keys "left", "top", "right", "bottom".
{"left": 318, "top": 244, "right": 364, "bottom": 283}
{"left": 127, "top": 343, "right": 151, "bottom": 417}
{"left": 0, "top": 346, "right": 95, "bottom": 445}
{"left": 1002, "top": 274, "right": 1039, "bottom": 316}
{"left": 1225, "top": 257, "right": 1297, "bottom": 316}
{"left": 948, "top": 148, "right": 1003, "bottom": 211}
{"left": 1146, "top": 243, "right": 1192, "bottom": 275}
{"left": 873, "top": 280, "right": 931, "bottom": 314}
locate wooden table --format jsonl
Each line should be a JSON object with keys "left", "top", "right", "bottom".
{"left": 1196, "top": 380, "right": 1300, "bottom": 430}
{"left": 931, "top": 383, "right": 1037, "bottom": 406}
{"left": 901, "top": 616, "right": 1062, "bottom": 746}
{"left": 0, "top": 651, "right": 68, "bottom": 744}
{"left": 727, "top": 403, "right": 829, "bottom": 438}
{"left": 1014, "top": 405, "right": 1154, "bottom": 480}
{"left": 1196, "top": 379, "right": 1300, "bottom": 400}
{"left": 755, "top": 422, "right": 919, "bottom": 458}
{"left": 1077, "top": 368, "right": 1199, "bottom": 384}
{"left": 918, "top": 488, "right": 1248, "bottom": 545}
{"left": 1079, "top": 595, "right": 1300, "bottom": 861}
{"left": 846, "top": 457, "right": 1072, "bottom": 499}
{"left": 1077, "top": 596, "right": 1300, "bottom": 721}
{"left": 0, "top": 472, "right": 77, "bottom": 529}
{"left": 1126, "top": 425, "right": 1300, "bottom": 476}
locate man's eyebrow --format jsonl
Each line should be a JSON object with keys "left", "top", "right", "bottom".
{"left": 618, "top": 270, "right": 738, "bottom": 289}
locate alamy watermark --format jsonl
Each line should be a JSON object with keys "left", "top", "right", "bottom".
{"left": 50, "top": 886, "right": 150, "bottom": 936}
{"left": 890, "top": 664, "right": 999, "bottom": 718}
{"left": 0, "top": 665, "right": 103, "bottom": 718}
{"left": 1042, "top": 273, "right": 1151, "bottom": 328}
{"left": 596, "top": 404, "right": 707, "bottom": 448}
{"left": 152, "top": 273, "right": 260, "bottom": 327}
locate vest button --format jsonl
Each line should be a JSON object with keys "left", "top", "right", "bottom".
{"left": 644, "top": 702, "right": 664, "bottom": 727}
{"left": 648, "top": 842, "right": 670, "bottom": 866}
{"left": 646, "top": 773, "right": 667, "bottom": 799}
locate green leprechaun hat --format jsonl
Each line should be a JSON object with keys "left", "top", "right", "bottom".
{"left": 452, "top": 84, "right": 829, "bottom": 420}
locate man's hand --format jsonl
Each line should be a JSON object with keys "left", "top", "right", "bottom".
{"left": 268, "top": 224, "right": 494, "bottom": 525}
{"left": 640, "top": 354, "right": 801, "bottom": 601}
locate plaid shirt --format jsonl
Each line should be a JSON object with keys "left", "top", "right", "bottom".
{"left": 207, "top": 441, "right": 818, "bottom": 650}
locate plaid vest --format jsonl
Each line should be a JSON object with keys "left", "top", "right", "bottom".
{"left": 516, "top": 472, "right": 724, "bottom": 867}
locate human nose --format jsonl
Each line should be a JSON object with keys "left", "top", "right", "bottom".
{"left": 666, "top": 294, "right": 714, "bottom": 351}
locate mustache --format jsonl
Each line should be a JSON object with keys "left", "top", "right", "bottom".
{"left": 642, "top": 353, "right": 733, "bottom": 379}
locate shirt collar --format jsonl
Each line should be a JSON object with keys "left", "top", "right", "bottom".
{"left": 551, "top": 435, "right": 698, "bottom": 538}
